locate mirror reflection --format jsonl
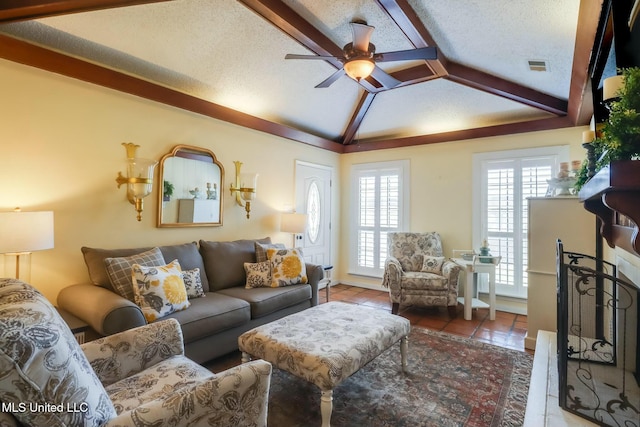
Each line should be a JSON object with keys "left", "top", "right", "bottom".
{"left": 157, "top": 145, "right": 224, "bottom": 227}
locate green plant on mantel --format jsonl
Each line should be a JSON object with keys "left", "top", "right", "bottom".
{"left": 575, "top": 67, "right": 640, "bottom": 191}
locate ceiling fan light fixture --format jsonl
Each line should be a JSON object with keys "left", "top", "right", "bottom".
{"left": 344, "top": 58, "right": 375, "bottom": 81}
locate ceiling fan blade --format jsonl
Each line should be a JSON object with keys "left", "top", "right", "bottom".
{"left": 350, "top": 22, "right": 374, "bottom": 52}
{"left": 285, "top": 53, "right": 340, "bottom": 60}
{"left": 370, "top": 66, "right": 401, "bottom": 89}
{"left": 315, "top": 68, "right": 346, "bottom": 88}
{"left": 374, "top": 47, "right": 437, "bottom": 62}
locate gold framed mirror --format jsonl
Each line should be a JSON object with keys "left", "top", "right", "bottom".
{"left": 157, "top": 145, "right": 224, "bottom": 227}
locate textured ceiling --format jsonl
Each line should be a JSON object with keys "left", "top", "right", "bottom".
{"left": 0, "top": 0, "right": 598, "bottom": 152}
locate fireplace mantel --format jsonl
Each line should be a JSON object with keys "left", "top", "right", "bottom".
{"left": 578, "top": 160, "right": 640, "bottom": 256}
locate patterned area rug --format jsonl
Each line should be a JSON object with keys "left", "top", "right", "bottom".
{"left": 267, "top": 327, "right": 532, "bottom": 427}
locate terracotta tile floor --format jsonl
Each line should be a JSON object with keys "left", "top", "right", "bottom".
{"left": 323, "top": 284, "right": 531, "bottom": 354}
{"left": 207, "top": 283, "right": 531, "bottom": 371}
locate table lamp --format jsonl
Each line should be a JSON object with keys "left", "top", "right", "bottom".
{"left": 0, "top": 208, "right": 54, "bottom": 282}
{"left": 281, "top": 212, "right": 307, "bottom": 247}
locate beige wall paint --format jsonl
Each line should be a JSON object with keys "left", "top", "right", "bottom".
{"left": 1, "top": 57, "right": 594, "bottom": 307}
{"left": 338, "top": 126, "right": 589, "bottom": 289}
{"left": 0, "top": 59, "right": 340, "bottom": 302}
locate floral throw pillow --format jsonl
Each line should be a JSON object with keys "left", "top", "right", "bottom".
{"left": 421, "top": 255, "right": 445, "bottom": 274}
{"left": 267, "top": 248, "right": 308, "bottom": 287}
{"left": 244, "top": 262, "right": 272, "bottom": 288}
{"left": 182, "top": 268, "right": 205, "bottom": 299}
{"left": 131, "top": 259, "right": 190, "bottom": 322}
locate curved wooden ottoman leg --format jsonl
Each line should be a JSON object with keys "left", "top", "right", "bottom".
{"left": 400, "top": 335, "right": 409, "bottom": 372}
{"left": 321, "top": 389, "right": 333, "bottom": 427}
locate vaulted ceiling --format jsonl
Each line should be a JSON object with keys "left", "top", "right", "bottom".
{"left": 0, "top": 1, "right": 602, "bottom": 153}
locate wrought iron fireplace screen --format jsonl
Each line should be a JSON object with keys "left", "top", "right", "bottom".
{"left": 557, "top": 240, "right": 639, "bottom": 426}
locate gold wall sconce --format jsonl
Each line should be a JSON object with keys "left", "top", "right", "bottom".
{"left": 229, "top": 161, "right": 258, "bottom": 219}
{"left": 115, "top": 143, "right": 157, "bottom": 221}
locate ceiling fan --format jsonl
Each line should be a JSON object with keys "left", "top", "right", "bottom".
{"left": 285, "top": 21, "right": 437, "bottom": 89}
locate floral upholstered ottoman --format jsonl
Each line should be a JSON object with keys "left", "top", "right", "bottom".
{"left": 238, "top": 301, "right": 410, "bottom": 427}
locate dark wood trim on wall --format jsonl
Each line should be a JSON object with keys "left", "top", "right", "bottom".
{"left": 0, "top": 0, "right": 169, "bottom": 23}
{"left": 343, "top": 116, "right": 574, "bottom": 153}
{"left": 0, "top": 0, "right": 601, "bottom": 153}
{"left": 0, "top": 34, "right": 344, "bottom": 153}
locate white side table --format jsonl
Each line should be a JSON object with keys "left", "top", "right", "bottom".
{"left": 452, "top": 257, "right": 499, "bottom": 321}
{"left": 318, "top": 265, "right": 333, "bottom": 301}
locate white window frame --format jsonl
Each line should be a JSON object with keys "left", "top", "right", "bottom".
{"left": 349, "top": 160, "right": 410, "bottom": 278}
{"left": 472, "top": 146, "right": 569, "bottom": 298}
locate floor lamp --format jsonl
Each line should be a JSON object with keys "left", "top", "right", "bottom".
{"left": 281, "top": 212, "right": 307, "bottom": 247}
{"left": 0, "top": 209, "right": 54, "bottom": 282}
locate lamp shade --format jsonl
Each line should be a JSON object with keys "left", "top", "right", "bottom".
{"left": 0, "top": 211, "right": 54, "bottom": 254}
{"left": 281, "top": 213, "right": 307, "bottom": 234}
{"left": 344, "top": 58, "right": 375, "bottom": 81}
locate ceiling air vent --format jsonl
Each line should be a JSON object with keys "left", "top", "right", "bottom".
{"left": 528, "top": 60, "right": 548, "bottom": 72}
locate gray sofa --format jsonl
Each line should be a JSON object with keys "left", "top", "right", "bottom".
{"left": 58, "top": 238, "right": 322, "bottom": 364}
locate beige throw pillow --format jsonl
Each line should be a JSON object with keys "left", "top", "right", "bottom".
{"left": 421, "top": 255, "right": 445, "bottom": 274}
{"left": 244, "top": 262, "right": 272, "bottom": 288}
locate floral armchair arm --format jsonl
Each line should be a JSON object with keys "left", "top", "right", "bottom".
{"left": 442, "top": 259, "right": 463, "bottom": 305}
{"left": 104, "top": 360, "right": 272, "bottom": 427}
{"left": 382, "top": 256, "right": 404, "bottom": 290}
{"left": 81, "top": 318, "right": 184, "bottom": 386}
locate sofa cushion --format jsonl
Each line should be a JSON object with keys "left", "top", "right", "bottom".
{"left": 105, "top": 247, "right": 166, "bottom": 302}
{"left": 402, "top": 272, "right": 448, "bottom": 290}
{"left": 131, "top": 260, "right": 191, "bottom": 322}
{"left": 157, "top": 242, "right": 211, "bottom": 293}
{"left": 164, "top": 293, "right": 251, "bottom": 344}
{"left": 199, "top": 237, "right": 271, "bottom": 291}
{"left": 82, "top": 242, "right": 210, "bottom": 292}
{"left": 217, "top": 285, "right": 311, "bottom": 319}
{"left": 0, "top": 279, "right": 117, "bottom": 427}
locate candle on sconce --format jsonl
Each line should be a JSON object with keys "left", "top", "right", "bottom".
{"left": 582, "top": 130, "right": 595, "bottom": 143}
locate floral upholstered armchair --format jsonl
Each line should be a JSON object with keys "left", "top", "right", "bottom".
{"left": 0, "top": 279, "right": 272, "bottom": 427}
{"left": 382, "top": 232, "right": 462, "bottom": 316}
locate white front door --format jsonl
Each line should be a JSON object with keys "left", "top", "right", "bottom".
{"left": 295, "top": 161, "right": 332, "bottom": 266}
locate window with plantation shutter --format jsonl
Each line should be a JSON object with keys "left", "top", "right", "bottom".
{"left": 473, "top": 146, "right": 568, "bottom": 299}
{"left": 350, "top": 161, "right": 409, "bottom": 277}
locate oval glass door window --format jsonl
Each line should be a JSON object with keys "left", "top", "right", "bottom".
{"left": 307, "top": 181, "right": 321, "bottom": 244}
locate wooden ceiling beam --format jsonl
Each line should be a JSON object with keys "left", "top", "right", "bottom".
{"left": 376, "top": 0, "right": 570, "bottom": 117}
{"left": 445, "top": 62, "right": 569, "bottom": 115}
{"left": 0, "top": 34, "right": 344, "bottom": 153}
{"left": 374, "top": 0, "right": 448, "bottom": 76}
{"left": 0, "top": 0, "right": 169, "bottom": 23}
{"left": 343, "top": 116, "right": 574, "bottom": 153}
{"left": 566, "top": 0, "right": 605, "bottom": 126}
{"left": 239, "top": 0, "right": 379, "bottom": 93}
{"left": 342, "top": 92, "right": 377, "bottom": 145}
